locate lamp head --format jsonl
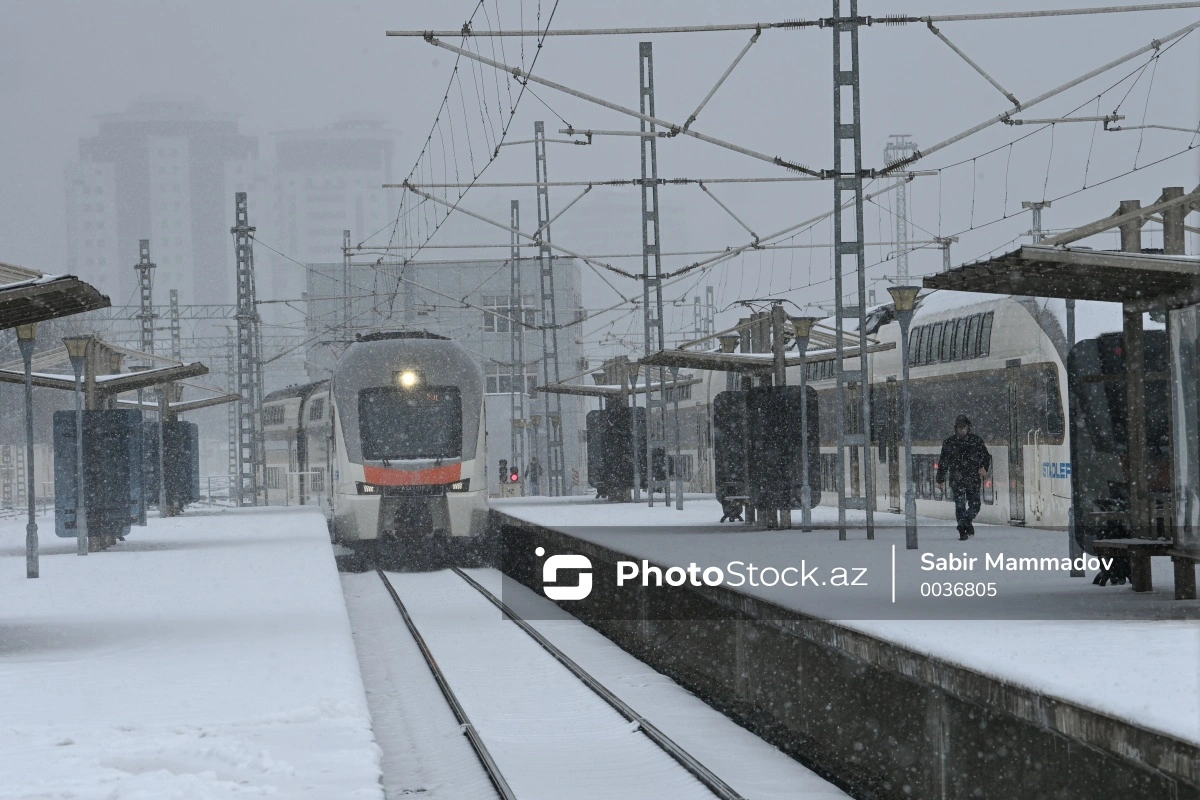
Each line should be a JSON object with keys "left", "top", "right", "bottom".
{"left": 15, "top": 322, "right": 37, "bottom": 342}
{"left": 887, "top": 286, "right": 922, "bottom": 314}
{"left": 62, "top": 335, "right": 95, "bottom": 360}
{"left": 717, "top": 334, "right": 740, "bottom": 354}
{"left": 789, "top": 316, "right": 820, "bottom": 340}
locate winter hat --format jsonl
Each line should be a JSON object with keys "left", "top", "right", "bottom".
{"left": 955, "top": 415, "right": 971, "bottom": 428}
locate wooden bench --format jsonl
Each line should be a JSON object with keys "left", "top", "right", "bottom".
{"left": 1091, "top": 538, "right": 1174, "bottom": 594}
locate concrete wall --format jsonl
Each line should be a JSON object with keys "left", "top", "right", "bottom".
{"left": 496, "top": 512, "right": 1200, "bottom": 800}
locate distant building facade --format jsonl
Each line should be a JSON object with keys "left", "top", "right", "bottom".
{"left": 306, "top": 256, "right": 589, "bottom": 494}
{"left": 64, "top": 96, "right": 257, "bottom": 306}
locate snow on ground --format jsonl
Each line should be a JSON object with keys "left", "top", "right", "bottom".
{"left": 464, "top": 567, "right": 849, "bottom": 800}
{"left": 341, "top": 572, "right": 496, "bottom": 800}
{"left": 0, "top": 506, "right": 382, "bottom": 799}
{"left": 494, "top": 496, "right": 1200, "bottom": 745}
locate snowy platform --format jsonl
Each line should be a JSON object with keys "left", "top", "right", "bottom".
{"left": 492, "top": 496, "right": 1200, "bottom": 799}
{"left": 0, "top": 506, "right": 381, "bottom": 799}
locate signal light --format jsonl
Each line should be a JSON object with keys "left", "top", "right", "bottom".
{"left": 510, "top": 468, "right": 519, "bottom": 483}
{"left": 499, "top": 459, "right": 509, "bottom": 484}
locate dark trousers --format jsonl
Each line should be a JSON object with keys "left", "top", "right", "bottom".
{"left": 951, "top": 480, "right": 981, "bottom": 531}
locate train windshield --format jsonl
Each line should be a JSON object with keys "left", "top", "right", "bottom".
{"left": 358, "top": 386, "right": 462, "bottom": 460}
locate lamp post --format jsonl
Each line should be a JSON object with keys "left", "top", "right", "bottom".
{"left": 16, "top": 323, "right": 38, "bottom": 577}
{"left": 791, "top": 316, "right": 821, "bottom": 533}
{"left": 888, "top": 287, "right": 922, "bottom": 550}
{"left": 63, "top": 335, "right": 93, "bottom": 556}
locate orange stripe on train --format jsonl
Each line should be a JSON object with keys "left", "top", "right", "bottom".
{"left": 362, "top": 463, "right": 462, "bottom": 486}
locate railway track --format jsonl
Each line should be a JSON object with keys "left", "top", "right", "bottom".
{"left": 376, "top": 566, "right": 746, "bottom": 800}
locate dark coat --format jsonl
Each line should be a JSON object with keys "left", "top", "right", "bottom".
{"left": 936, "top": 433, "right": 992, "bottom": 487}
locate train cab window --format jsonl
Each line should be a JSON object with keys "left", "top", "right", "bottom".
{"left": 358, "top": 386, "right": 463, "bottom": 460}
{"left": 308, "top": 398, "right": 324, "bottom": 421}
{"left": 941, "top": 320, "right": 957, "bottom": 362}
{"left": 927, "top": 322, "right": 944, "bottom": 364}
{"left": 979, "top": 312, "right": 994, "bottom": 357}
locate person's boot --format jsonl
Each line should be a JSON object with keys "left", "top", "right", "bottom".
{"left": 966, "top": 520, "right": 975, "bottom": 537}
{"left": 958, "top": 523, "right": 969, "bottom": 541}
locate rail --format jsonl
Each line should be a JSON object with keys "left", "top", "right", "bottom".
{"left": 450, "top": 567, "right": 746, "bottom": 800}
{"left": 374, "top": 568, "right": 517, "bottom": 800}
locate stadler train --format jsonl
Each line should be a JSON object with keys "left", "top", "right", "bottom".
{"left": 663, "top": 291, "right": 1135, "bottom": 530}
{"left": 261, "top": 332, "right": 488, "bottom": 551}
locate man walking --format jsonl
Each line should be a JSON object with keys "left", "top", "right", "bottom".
{"left": 935, "top": 415, "right": 991, "bottom": 541}
{"left": 527, "top": 456, "right": 543, "bottom": 496}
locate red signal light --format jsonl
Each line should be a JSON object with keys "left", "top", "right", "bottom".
{"left": 510, "top": 468, "right": 520, "bottom": 482}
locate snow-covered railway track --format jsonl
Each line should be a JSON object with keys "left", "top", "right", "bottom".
{"left": 376, "top": 567, "right": 744, "bottom": 800}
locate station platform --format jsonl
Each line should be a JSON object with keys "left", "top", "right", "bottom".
{"left": 493, "top": 496, "right": 1200, "bottom": 800}
{"left": 0, "top": 506, "right": 381, "bottom": 799}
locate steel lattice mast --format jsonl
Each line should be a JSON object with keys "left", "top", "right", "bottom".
{"left": 884, "top": 135, "right": 918, "bottom": 281}
{"left": 534, "top": 121, "right": 566, "bottom": 496}
{"left": 638, "top": 42, "right": 672, "bottom": 508}
{"left": 832, "top": 0, "right": 875, "bottom": 539}
{"left": 231, "top": 192, "right": 264, "bottom": 506}
{"left": 168, "top": 289, "right": 182, "bottom": 361}
{"left": 135, "top": 239, "right": 157, "bottom": 357}
{"left": 509, "top": 200, "right": 528, "bottom": 483}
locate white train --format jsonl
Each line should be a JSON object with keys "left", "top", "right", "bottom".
{"left": 261, "top": 332, "right": 489, "bottom": 551}
{"left": 655, "top": 292, "right": 1132, "bottom": 529}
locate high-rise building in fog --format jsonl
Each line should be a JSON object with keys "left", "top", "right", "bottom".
{"left": 64, "top": 96, "right": 257, "bottom": 307}
{"left": 255, "top": 120, "right": 398, "bottom": 315}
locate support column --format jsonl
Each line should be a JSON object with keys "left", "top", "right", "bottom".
{"left": 1120, "top": 199, "right": 1148, "bottom": 538}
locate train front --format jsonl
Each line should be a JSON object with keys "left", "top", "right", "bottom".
{"left": 330, "top": 333, "right": 487, "bottom": 547}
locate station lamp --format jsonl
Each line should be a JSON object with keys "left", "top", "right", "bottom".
{"left": 16, "top": 323, "right": 38, "bottom": 577}
{"left": 63, "top": 334, "right": 94, "bottom": 556}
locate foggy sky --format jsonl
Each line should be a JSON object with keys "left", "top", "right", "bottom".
{"left": 3, "top": 1, "right": 1198, "bottom": 351}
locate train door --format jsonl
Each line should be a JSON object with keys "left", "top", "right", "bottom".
{"left": 885, "top": 378, "right": 900, "bottom": 512}
{"left": 1006, "top": 358, "right": 1026, "bottom": 525}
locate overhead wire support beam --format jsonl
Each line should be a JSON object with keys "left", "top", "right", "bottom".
{"left": 386, "top": 22, "right": 818, "bottom": 37}
{"left": 697, "top": 182, "right": 758, "bottom": 242}
{"left": 411, "top": 34, "right": 822, "bottom": 176}
{"left": 682, "top": 28, "right": 761, "bottom": 132}
{"left": 395, "top": 172, "right": 938, "bottom": 189}
{"left": 533, "top": 185, "right": 593, "bottom": 239}
{"left": 882, "top": 17, "right": 1200, "bottom": 173}
{"left": 913, "top": 2, "right": 1200, "bottom": 23}
{"left": 926, "top": 22, "right": 1019, "bottom": 107}
{"left": 1006, "top": 114, "right": 1125, "bottom": 125}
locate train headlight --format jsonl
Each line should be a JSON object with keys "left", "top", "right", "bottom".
{"left": 448, "top": 479, "right": 470, "bottom": 492}
{"left": 396, "top": 369, "right": 420, "bottom": 389}
{"left": 356, "top": 482, "right": 379, "bottom": 495}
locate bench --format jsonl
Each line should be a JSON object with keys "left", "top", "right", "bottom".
{"left": 1090, "top": 538, "right": 1175, "bottom": 595}
{"left": 1167, "top": 549, "right": 1199, "bottom": 601}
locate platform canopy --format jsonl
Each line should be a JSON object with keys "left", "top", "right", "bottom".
{"left": 923, "top": 245, "right": 1200, "bottom": 310}
{"left": 538, "top": 377, "right": 702, "bottom": 399}
{"left": 640, "top": 342, "right": 895, "bottom": 373}
{"left": 0, "top": 261, "right": 110, "bottom": 329}
{"left": 0, "top": 361, "right": 209, "bottom": 393}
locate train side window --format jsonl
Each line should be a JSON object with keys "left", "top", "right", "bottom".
{"left": 979, "top": 312, "right": 994, "bottom": 357}
{"left": 1045, "top": 368, "right": 1065, "bottom": 437}
{"left": 953, "top": 317, "right": 969, "bottom": 360}
{"left": 908, "top": 325, "right": 922, "bottom": 365}
{"left": 964, "top": 314, "right": 981, "bottom": 359}
{"left": 928, "top": 322, "right": 945, "bottom": 364}
{"left": 308, "top": 398, "right": 325, "bottom": 421}
{"left": 941, "top": 319, "right": 958, "bottom": 362}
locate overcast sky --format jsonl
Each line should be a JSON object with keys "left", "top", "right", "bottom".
{"left": 3, "top": 1, "right": 1198, "bottom": 349}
